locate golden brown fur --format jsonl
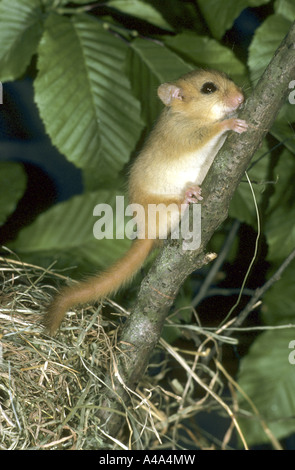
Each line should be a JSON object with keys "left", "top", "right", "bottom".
{"left": 44, "top": 238, "right": 154, "bottom": 335}
{"left": 44, "top": 69, "right": 247, "bottom": 335}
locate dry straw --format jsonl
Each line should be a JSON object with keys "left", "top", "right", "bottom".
{"left": 0, "top": 251, "right": 266, "bottom": 450}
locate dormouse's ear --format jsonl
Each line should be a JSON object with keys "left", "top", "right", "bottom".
{"left": 157, "top": 83, "right": 183, "bottom": 106}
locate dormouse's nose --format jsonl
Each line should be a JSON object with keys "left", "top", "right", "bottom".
{"left": 227, "top": 91, "right": 244, "bottom": 110}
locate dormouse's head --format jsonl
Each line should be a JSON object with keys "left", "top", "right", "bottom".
{"left": 157, "top": 69, "right": 244, "bottom": 121}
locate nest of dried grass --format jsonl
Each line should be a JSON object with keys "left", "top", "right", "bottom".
{"left": 0, "top": 249, "right": 252, "bottom": 450}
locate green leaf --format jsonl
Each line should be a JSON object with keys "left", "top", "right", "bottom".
{"left": 107, "top": 0, "right": 173, "bottom": 30}
{"left": 126, "top": 38, "right": 192, "bottom": 127}
{"left": 262, "top": 148, "right": 295, "bottom": 262}
{"left": 229, "top": 142, "right": 270, "bottom": 226}
{"left": 265, "top": 204, "right": 295, "bottom": 263}
{"left": 265, "top": 148, "right": 295, "bottom": 212}
{"left": 164, "top": 33, "right": 247, "bottom": 82}
{"left": 0, "top": 0, "right": 44, "bottom": 82}
{"left": 274, "top": 0, "right": 295, "bottom": 20}
{"left": 10, "top": 190, "right": 131, "bottom": 275}
{"left": 271, "top": 103, "right": 295, "bottom": 155}
{"left": 34, "top": 13, "right": 143, "bottom": 182}
{"left": 41, "top": 0, "right": 92, "bottom": 6}
{"left": 248, "top": 14, "right": 292, "bottom": 83}
{"left": 238, "top": 329, "right": 295, "bottom": 445}
{"left": 263, "top": 262, "right": 295, "bottom": 325}
{"left": 64, "top": 0, "right": 92, "bottom": 3}
{"left": 0, "top": 162, "right": 27, "bottom": 226}
{"left": 197, "top": 0, "right": 271, "bottom": 40}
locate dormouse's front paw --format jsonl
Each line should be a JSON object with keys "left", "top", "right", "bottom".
{"left": 183, "top": 185, "right": 203, "bottom": 205}
{"left": 228, "top": 118, "right": 248, "bottom": 134}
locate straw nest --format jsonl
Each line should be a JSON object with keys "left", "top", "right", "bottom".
{"left": 0, "top": 249, "right": 245, "bottom": 450}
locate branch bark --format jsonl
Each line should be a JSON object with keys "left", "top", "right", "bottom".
{"left": 97, "top": 21, "right": 295, "bottom": 437}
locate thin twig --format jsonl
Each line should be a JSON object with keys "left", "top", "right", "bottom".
{"left": 160, "top": 338, "right": 249, "bottom": 450}
{"left": 234, "top": 247, "right": 295, "bottom": 328}
{"left": 191, "top": 219, "right": 240, "bottom": 307}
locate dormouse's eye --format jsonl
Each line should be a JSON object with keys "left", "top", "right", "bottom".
{"left": 200, "top": 82, "right": 218, "bottom": 94}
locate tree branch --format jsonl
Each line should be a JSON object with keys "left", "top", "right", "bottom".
{"left": 97, "top": 21, "right": 295, "bottom": 437}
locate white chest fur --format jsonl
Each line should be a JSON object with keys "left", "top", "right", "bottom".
{"left": 154, "top": 132, "right": 228, "bottom": 196}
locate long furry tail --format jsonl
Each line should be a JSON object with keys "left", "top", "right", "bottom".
{"left": 44, "top": 238, "right": 154, "bottom": 335}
